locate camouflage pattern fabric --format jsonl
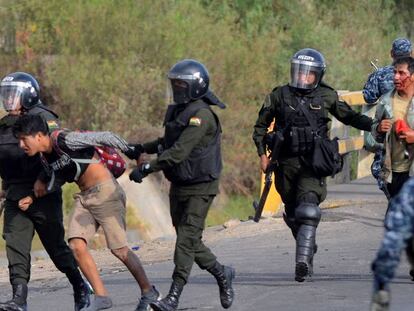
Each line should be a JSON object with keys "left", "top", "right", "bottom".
{"left": 391, "top": 38, "right": 412, "bottom": 57}
{"left": 370, "top": 290, "right": 390, "bottom": 311}
{"left": 363, "top": 66, "right": 394, "bottom": 104}
{"left": 372, "top": 177, "right": 414, "bottom": 289}
{"left": 370, "top": 149, "right": 390, "bottom": 200}
{"left": 363, "top": 38, "right": 412, "bottom": 104}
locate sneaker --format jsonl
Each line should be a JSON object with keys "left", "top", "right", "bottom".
{"left": 80, "top": 295, "right": 112, "bottom": 311}
{"left": 74, "top": 281, "right": 91, "bottom": 311}
{"left": 135, "top": 286, "right": 161, "bottom": 311}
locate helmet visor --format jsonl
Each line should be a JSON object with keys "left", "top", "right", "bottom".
{"left": 290, "top": 60, "right": 324, "bottom": 90}
{"left": 0, "top": 82, "right": 27, "bottom": 111}
{"left": 169, "top": 79, "right": 191, "bottom": 104}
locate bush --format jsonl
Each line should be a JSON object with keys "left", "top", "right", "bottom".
{"left": 0, "top": 0, "right": 406, "bottom": 196}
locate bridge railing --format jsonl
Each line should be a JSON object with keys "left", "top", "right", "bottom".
{"left": 333, "top": 90, "right": 374, "bottom": 183}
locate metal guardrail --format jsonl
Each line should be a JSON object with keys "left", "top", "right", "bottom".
{"left": 336, "top": 90, "right": 373, "bottom": 180}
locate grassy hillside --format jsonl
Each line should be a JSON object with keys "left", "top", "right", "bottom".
{"left": 0, "top": 0, "right": 409, "bottom": 195}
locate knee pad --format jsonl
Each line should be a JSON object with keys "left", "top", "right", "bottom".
{"left": 295, "top": 202, "right": 321, "bottom": 227}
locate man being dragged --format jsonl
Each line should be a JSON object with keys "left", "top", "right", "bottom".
{"left": 13, "top": 114, "right": 159, "bottom": 311}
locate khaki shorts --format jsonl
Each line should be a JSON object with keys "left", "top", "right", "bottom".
{"left": 68, "top": 178, "right": 127, "bottom": 250}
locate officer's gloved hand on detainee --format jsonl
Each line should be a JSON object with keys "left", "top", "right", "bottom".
{"left": 129, "top": 163, "right": 152, "bottom": 183}
{"left": 124, "top": 144, "right": 144, "bottom": 160}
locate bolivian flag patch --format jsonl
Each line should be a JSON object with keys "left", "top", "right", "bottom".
{"left": 189, "top": 117, "right": 202, "bottom": 127}
{"left": 47, "top": 120, "right": 59, "bottom": 130}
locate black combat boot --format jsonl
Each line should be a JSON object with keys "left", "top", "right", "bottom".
{"left": 207, "top": 262, "right": 235, "bottom": 309}
{"left": 295, "top": 224, "right": 317, "bottom": 282}
{"left": 150, "top": 281, "right": 183, "bottom": 311}
{"left": 74, "top": 281, "right": 91, "bottom": 311}
{"left": 0, "top": 284, "right": 28, "bottom": 311}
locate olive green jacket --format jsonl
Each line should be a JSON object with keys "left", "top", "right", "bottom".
{"left": 143, "top": 103, "right": 220, "bottom": 195}
{"left": 253, "top": 83, "right": 373, "bottom": 156}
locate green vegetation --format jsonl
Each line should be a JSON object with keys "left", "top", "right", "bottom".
{"left": 206, "top": 195, "right": 254, "bottom": 227}
{"left": 0, "top": 0, "right": 409, "bottom": 198}
{"left": 62, "top": 183, "right": 79, "bottom": 216}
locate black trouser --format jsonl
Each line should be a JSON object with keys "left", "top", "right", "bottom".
{"left": 275, "top": 156, "right": 325, "bottom": 218}
{"left": 169, "top": 194, "right": 217, "bottom": 286}
{"left": 2, "top": 191, "right": 78, "bottom": 285}
{"left": 387, "top": 171, "right": 410, "bottom": 199}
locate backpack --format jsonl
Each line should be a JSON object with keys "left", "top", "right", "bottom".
{"left": 48, "top": 129, "right": 127, "bottom": 179}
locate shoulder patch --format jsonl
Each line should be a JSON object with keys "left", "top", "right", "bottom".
{"left": 47, "top": 120, "right": 59, "bottom": 130}
{"left": 263, "top": 94, "right": 272, "bottom": 108}
{"left": 189, "top": 116, "right": 202, "bottom": 127}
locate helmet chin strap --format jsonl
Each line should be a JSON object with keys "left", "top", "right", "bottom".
{"left": 290, "top": 85, "right": 314, "bottom": 95}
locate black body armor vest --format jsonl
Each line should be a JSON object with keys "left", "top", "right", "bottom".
{"left": 280, "top": 86, "right": 329, "bottom": 156}
{"left": 0, "top": 115, "right": 41, "bottom": 187}
{"left": 162, "top": 100, "right": 222, "bottom": 185}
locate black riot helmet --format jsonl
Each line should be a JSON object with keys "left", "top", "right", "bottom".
{"left": 290, "top": 48, "right": 326, "bottom": 90}
{"left": 0, "top": 72, "right": 40, "bottom": 112}
{"left": 167, "top": 59, "right": 210, "bottom": 104}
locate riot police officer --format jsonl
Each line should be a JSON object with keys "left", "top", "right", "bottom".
{"left": 129, "top": 59, "right": 235, "bottom": 311}
{"left": 0, "top": 72, "right": 89, "bottom": 311}
{"left": 252, "top": 49, "right": 373, "bottom": 282}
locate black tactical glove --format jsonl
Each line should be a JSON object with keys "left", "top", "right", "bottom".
{"left": 124, "top": 144, "right": 144, "bottom": 160}
{"left": 129, "top": 163, "right": 152, "bottom": 183}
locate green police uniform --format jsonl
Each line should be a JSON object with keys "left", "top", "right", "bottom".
{"left": 253, "top": 82, "right": 372, "bottom": 210}
{"left": 143, "top": 100, "right": 221, "bottom": 285}
{"left": 253, "top": 83, "right": 372, "bottom": 282}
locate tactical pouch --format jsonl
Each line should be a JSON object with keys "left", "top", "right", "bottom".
{"left": 297, "top": 127, "right": 306, "bottom": 153}
{"left": 311, "top": 137, "right": 343, "bottom": 177}
{"left": 289, "top": 126, "right": 314, "bottom": 155}
{"left": 290, "top": 127, "right": 299, "bottom": 154}
{"left": 305, "top": 127, "right": 314, "bottom": 152}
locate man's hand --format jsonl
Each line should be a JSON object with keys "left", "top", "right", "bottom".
{"left": 18, "top": 196, "right": 33, "bottom": 211}
{"left": 34, "top": 179, "right": 47, "bottom": 198}
{"left": 129, "top": 163, "right": 153, "bottom": 183}
{"left": 398, "top": 129, "right": 414, "bottom": 144}
{"left": 377, "top": 119, "right": 393, "bottom": 133}
{"left": 370, "top": 289, "right": 390, "bottom": 311}
{"left": 0, "top": 190, "right": 5, "bottom": 200}
{"left": 260, "top": 154, "right": 270, "bottom": 173}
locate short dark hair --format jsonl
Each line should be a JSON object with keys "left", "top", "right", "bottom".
{"left": 393, "top": 56, "right": 414, "bottom": 75}
{"left": 13, "top": 114, "right": 49, "bottom": 137}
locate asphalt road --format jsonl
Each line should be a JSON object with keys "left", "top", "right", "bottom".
{"left": 1, "top": 176, "right": 413, "bottom": 310}
{"left": 3, "top": 200, "right": 413, "bottom": 310}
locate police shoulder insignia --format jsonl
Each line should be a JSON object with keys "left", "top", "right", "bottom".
{"left": 263, "top": 94, "right": 272, "bottom": 108}
{"left": 47, "top": 120, "right": 59, "bottom": 130}
{"left": 189, "top": 117, "right": 202, "bottom": 127}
